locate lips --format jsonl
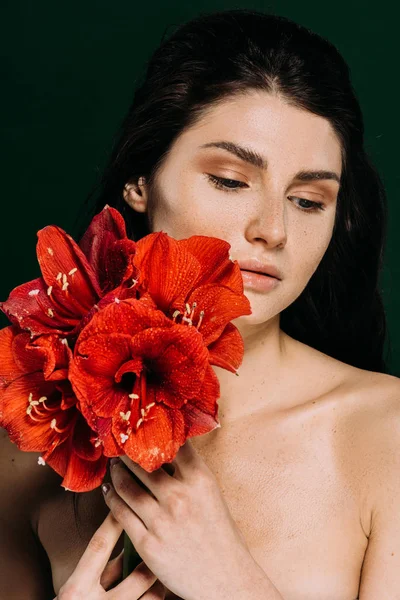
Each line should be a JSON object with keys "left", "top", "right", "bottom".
{"left": 241, "top": 269, "right": 276, "bottom": 278}
{"left": 237, "top": 259, "right": 282, "bottom": 280}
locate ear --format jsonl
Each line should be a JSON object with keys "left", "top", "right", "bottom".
{"left": 123, "top": 177, "right": 148, "bottom": 213}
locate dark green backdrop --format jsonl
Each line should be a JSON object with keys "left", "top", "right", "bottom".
{"left": 1, "top": 1, "right": 399, "bottom": 375}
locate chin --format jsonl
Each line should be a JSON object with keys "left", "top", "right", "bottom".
{"left": 232, "top": 311, "right": 277, "bottom": 329}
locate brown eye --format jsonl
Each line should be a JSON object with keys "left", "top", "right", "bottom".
{"left": 206, "top": 174, "right": 248, "bottom": 193}
{"left": 288, "top": 196, "right": 325, "bottom": 213}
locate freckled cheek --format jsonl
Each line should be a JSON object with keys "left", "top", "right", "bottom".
{"left": 293, "top": 227, "right": 333, "bottom": 283}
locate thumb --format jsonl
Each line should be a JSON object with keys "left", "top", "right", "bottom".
{"left": 100, "top": 548, "right": 124, "bottom": 590}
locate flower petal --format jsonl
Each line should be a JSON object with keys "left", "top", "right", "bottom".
{"left": 0, "top": 371, "right": 71, "bottom": 451}
{"left": 178, "top": 236, "right": 244, "bottom": 294}
{"left": 0, "top": 326, "right": 27, "bottom": 390}
{"left": 44, "top": 431, "right": 108, "bottom": 492}
{"left": 79, "top": 205, "right": 138, "bottom": 294}
{"left": 0, "top": 277, "right": 79, "bottom": 337}
{"left": 134, "top": 232, "right": 201, "bottom": 312}
{"left": 207, "top": 322, "right": 245, "bottom": 373}
{"left": 37, "top": 224, "right": 102, "bottom": 314}
{"left": 188, "top": 284, "right": 251, "bottom": 346}
{"left": 183, "top": 365, "right": 221, "bottom": 437}
{"left": 128, "top": 325, "right": 209, "bottom": 407}
{"left": 116, "top": 402, "right": 186, "bottom": 472}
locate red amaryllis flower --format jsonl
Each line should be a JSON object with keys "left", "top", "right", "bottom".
{"left": 69, "top": 232, "right": 251, "bottom": 472}
{"left": 69, "top": 297, "right": 220, "bottom": 471}
{"left": 0, "top": 325, "right": 107, "bottom": 491}
{"left": 0, "top": 206, "right": 138, "bottom": 340}
{"left": 132, "top": 232, "right": 250, "bottom": 355}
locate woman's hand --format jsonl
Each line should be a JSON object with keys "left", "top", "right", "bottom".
{"left": 54, "top": 510, "right": 166, "bottom": 599}
{"left": 103, "top": 439, "right": 257, "bottom": 600}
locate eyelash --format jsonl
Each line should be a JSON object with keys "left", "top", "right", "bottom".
{"left": 205, "top": 174, "right": 325, "bottom": 213}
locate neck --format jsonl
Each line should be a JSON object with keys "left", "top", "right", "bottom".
{"left": 212, "top": 314, "right": 293, "bottom": 426}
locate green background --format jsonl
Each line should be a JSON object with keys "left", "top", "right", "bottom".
{"left": 1, "top": 1, "right": 398, "bottom": 375}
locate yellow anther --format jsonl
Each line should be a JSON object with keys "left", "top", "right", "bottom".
{"left": 68, "top": 268, "right": 77, "bottom": 275}
{"left": 129, "top": 393, "right": 139, "bottom": 399}
{"left": 47, "top": 308, "right": 54, "bottom": 318}
{"left": 47, "top": 285, "right": 53, "bottom": 296}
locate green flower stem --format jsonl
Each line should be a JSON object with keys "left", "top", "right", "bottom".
{"left": 122, "top": 531, "right": 143, "bottom": 579}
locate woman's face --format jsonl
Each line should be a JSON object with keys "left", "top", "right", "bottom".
{"left": 131, "top": 91, "right": 342, "bottom": 327}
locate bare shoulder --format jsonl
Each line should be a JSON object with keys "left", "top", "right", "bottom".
{"left": 289, "top": 335, "right": 400, "bottom": 412}
{"left": 310, "top": 349, "right": 400, "bottom": 536}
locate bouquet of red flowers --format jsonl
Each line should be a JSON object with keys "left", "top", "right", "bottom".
{"left": 0, "top": 205, "right": 251, "bottom": 577}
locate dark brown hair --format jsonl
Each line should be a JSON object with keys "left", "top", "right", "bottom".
{"left": 76, "top": 8, "right": 392, "bottom": 375}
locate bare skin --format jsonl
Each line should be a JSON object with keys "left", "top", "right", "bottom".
{"left": 30, "top": 348, "right": 400, "bottom": 599}
{"left": 2, "top": 91, "right": 400, "bottom": 599}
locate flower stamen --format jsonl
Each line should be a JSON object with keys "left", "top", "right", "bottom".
{"left": 50, "top": 418, "right": 69, "bottom": 434}
{"left": 190, "top": 302, "right": 197, "bottom": 320}
{"left": 196, "top": 310, "right": 205, "bottom": 329}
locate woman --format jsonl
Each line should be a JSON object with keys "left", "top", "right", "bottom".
{"left": 1, "top": 8, "right": 399, "bottom": 600}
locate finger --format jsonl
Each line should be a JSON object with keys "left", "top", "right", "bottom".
{"left": 70, "top": 510, "right": 124, "bottom": 585}
{"left": 107, "top": 560, "right": 159, "bottom": 599}
{"left": 118, "top": 454, "right": 173, "bottom": 500}
{"left": 102, "top": 481, "right": 148, "bottom": 543}
{"left": 110, "top": 460, "right": 159, "bottom": 526}
{"left": 99, "top": 548, "right": 124, "bottom": 591}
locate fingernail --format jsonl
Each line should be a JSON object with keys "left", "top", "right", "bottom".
{"left": 110, "top": 457, "right": 120, "bottom": 467}
{"left": 102, "top": 483, "right": 111, "bottom": 495}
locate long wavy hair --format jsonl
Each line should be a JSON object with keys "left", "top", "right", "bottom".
{"left": 75, "top": 8, "right": 392, "bottom": 374}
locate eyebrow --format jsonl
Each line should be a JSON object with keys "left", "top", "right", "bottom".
{"left": 199, "top": 140, "right": 341, "bottom": 185}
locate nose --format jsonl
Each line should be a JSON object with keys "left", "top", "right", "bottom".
{"left": 244, "top": 198, "right": 288, "bottom": 249}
